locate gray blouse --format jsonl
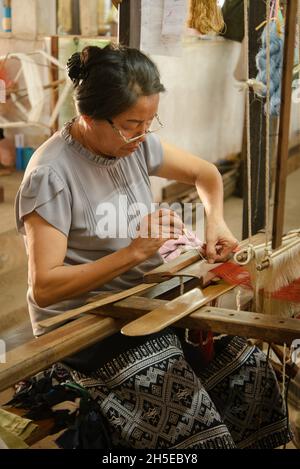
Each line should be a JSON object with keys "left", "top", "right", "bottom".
{"left": 15, "top": 121, "right": 164, "bottom": 337}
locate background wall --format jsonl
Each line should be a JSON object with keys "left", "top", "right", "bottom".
{"left": 150, "top": 38, "right": 245, "bottom": 200}
{"left": 154, "top": 38, "right": 244, "bottom": 161}
{"left": 1, "top": 1, "right": 299, "bottom": 203}
{"left": 149, "top": 37, "right": 300, "bottom": 201}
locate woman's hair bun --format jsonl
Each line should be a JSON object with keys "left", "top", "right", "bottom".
{"left": 66, "top": 52, "right": 86, "bottom": 84}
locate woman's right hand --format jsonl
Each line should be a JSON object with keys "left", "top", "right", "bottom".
{"left": 129, "top": 209, "right": 184, "bottom": 262}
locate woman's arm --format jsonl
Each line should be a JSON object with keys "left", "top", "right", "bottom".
{"left": 157, "top": 141, "right": 238, "bottom": 262}
{"left": 24, "top": 209, "right": 182, "bottom": 308}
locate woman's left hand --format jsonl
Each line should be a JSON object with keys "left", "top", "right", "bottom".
{"left": 204, "top": 217, "right": 239, "bottom": 264}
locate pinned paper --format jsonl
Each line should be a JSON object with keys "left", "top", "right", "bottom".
{"left": 162, "top": 0, "right": 187, "bottom": 36}
{"left": 140, "top": 0, "right": 188, "bottom": 57}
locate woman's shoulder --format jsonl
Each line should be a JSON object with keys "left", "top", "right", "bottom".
{"left": 25, "top": 131, "right": 69, "bottom": 173}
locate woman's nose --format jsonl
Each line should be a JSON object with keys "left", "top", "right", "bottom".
{"left": 136, "top": 122, "right": 148, "bottom": 134}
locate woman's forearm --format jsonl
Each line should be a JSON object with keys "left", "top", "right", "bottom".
{"left": 35, "top": 245, "right": 142, "bottom": 308}
{"left": 159, "top": 142, "right": 225, "bottom": 221}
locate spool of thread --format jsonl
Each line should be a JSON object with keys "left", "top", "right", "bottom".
{"left": 14, "top": 134, "right": 24, "bottom": 171}
{"left": 2, "top": 3, "right": 12, "bottom": 33}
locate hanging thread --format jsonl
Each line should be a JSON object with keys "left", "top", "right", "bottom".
{"left": 243, "top": 0, "right": 252, "bottom": 242}
{"left": 265, "top": 0, "right": 271, "bottom": 249}
{"left": 188, "top": 0, "right": 224, "bottom": 35}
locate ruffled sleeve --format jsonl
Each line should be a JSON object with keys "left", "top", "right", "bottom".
{"left": 15, "top": 166, "right": 72, "bottom": 237}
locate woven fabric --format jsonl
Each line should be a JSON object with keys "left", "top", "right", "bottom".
{"left": 68, "top": 332, "right": 291, "bottom": 449}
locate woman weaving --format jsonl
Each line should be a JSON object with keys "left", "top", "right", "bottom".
{"left": 15, "top": 44, "right": 291, "bottom": 449}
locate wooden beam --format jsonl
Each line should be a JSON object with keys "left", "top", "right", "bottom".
{"left": 0, "top": 315, "right": 125, "bottom": 392}
{"left": 143, "top": 249, "right": 202, "bottom": 283}
{"left": 2, "top": 293, "right": 300, "bottom": 391}
{"left": 121, "top": 284, "right": 235, "bottom": 336}
{"left": 99, "top": 296, "right": 300, "bottom": 346}
{"left": 119, "top": 0, "right": 141, "bottom": 48}
{"left": 38, "top": 282, "right": 157, "bottom": 329}
{"left": 50, "top": 36, "right": 59, "bottom": 134}
{"left": 71, "top": 0, "right": 80, "bottom": 35}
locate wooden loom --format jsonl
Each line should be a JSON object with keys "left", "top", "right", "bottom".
{"left": 1, "top": 232, "right": 300, "bottom": 393}
{"left": 1, "top": 1, "right": 300, "bottom": 395}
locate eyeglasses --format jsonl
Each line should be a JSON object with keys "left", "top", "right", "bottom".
{"left": 107, "top": 114, "right": 164, "bottom": 144}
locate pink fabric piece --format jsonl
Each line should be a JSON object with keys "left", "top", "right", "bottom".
{"left": 159, "top": 231, "right": 204, "bottom": 262}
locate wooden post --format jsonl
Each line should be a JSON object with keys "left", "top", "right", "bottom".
{"left": 50, "top": 35, "right": 59, "bottom": 134}
{"left": 71, "top": 0, "right": 80, "bottom": 35}
{"left": 119, "top": 0, "right": 141, "bottom": 48}
{"left": 242, "top": 0, "right": 267, "bottom": 238}
{"left": 272, "top": 0, "right": 298, "bottom": 248}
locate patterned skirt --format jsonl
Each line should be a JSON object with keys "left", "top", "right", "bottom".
{"left": 67, "top": 331, "right": 292, "bottom": 449}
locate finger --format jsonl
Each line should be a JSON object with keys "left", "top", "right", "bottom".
{"left": 156, "top": 211, "right": 182, "bottom": 223}
{"left": 148, "top": 225, "right": 183, "bottom": 238}
{"left": 205, "top": 241, "right": 217, "bottom": 264}
{"left": 214, "top": 243, "right": 240, "bottom": 262}
{"left": 155, "top": 209, "right": 182, "bottom": 223}
{"left": 153, "top": 208, "right": 174, "bottom": 218}
{"left": 160, "top": 233, "right": 180, "bottom": 242}
{"left": 155, "top": 219, "right": 184, "bottom": 234}
{"left": 158, "top": 228, "right": 182, "bottom": 239}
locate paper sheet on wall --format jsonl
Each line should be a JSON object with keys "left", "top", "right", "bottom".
{"left": 162, "top": 0, "right": 187, "bottom": 36}
{"left": 140, "top": 0, "right": 188, "bottom": 57}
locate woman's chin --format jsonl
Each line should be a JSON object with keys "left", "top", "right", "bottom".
{"left": 124, "top": 143, "right": 140, "bottom": 155}
{"left": 120, "top": 145, "right": 140, "bottom": 156}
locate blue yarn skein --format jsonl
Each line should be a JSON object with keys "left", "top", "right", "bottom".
{"left": 255, "top": 21, "right": 284, "bottom": 116}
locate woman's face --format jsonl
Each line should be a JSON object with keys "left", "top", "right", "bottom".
{"left": 87, "top": 94, "right": 160, "bottom": 158}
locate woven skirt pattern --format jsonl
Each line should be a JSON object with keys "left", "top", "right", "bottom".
{"left": 68, "top": 332, "right": 291, "bottom": 449}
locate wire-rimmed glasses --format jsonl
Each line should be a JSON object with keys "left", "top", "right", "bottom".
{"left": 107, "top": 114, "right": 164, "bottom": 144}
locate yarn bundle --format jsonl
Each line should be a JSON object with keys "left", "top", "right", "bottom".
{"left": 188, "top": 0, "right": 224, "bottom": 35}
{"left": 255, "top": 21, "right": 284, "bottom": 116}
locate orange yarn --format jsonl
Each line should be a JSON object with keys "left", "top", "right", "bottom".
{"left": 188, "top": 0, "right": 225, "bottom": 35}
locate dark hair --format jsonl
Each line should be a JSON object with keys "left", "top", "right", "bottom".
{"left": 66, "top": 44, "right": 165, "bottom": 120}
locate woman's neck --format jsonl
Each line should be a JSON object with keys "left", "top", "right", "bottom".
{"left": 71, "top": 117, "right": 114, "bottom": 158}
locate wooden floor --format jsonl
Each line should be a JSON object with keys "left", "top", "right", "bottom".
{"left": 0, "top": 171, "right": 33, "bottom": 353}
